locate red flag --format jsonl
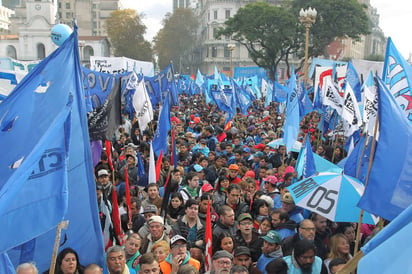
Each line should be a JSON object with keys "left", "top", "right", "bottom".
{"left": 105, "top": 140, "right": 114, "bottom": 171}
{"left": 155, "top": 150, "right": 163, "bottom": 182}
{"left": 124, "top": 168, "right": 132, "bottom": 224}
{"left": 224, "top": 120, "right": 232, "bottom": 131}
{"left": 111, "top": 187, "right": 123, "bottom": 245}
{"left": 205, "top": 200, "right": 213, "bottom": 272}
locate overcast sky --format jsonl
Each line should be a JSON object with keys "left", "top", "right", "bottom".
{"left": 122, "top": 0, "right": 412, "bottom": 58}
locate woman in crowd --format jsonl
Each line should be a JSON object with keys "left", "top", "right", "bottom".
{"left": 212, "top": 232, "right": 234, "bottom": 255}
{"left": 44, "top": 248, "right": 84, "bottom": 274}
{"left": 324, "top": 234, "right": 352, "bottom": 273}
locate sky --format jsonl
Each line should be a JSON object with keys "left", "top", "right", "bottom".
{"left": 122, "top": 0, "right": 412, "bottom": 59}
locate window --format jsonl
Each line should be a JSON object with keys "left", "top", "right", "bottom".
{"left": 66, "top": 12, "right": 72, "bottom": 18}
{"left": 224, "top": 46, "right": 230, "bottom": 58}
{"left": 37, "top": 43, "right": 45, "bottom": 59}
{"left": 213, "top": 28, "right": 217, "bottom": 39}
{"left": 83, "top": 46, "right": 94, "bottom": 61}
{"left": 208, "top": 12, "right": 210, "bottom": 21}
{"left": 225, "top": 10, "right": 230, "bottom": 19}
{"left": 6, "top": 45, "right": 17, "bottom": 59}
{"left": 65, "top": 2, "right": 70, "bottom": 9}
{"left": 214, "top": 10, "right": 218, "bottom": 20}
{"left": 212, "top": 47, "right": 217, "bottom": 58}
{"left": 58, "top": 2, "right": 61, "bottom": 8}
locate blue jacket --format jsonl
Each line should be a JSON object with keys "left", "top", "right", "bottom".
{"left": 283, "top": 255, "right": 322, "bottom": 274}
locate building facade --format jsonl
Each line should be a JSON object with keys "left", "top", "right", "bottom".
{"left": 0, "top": 0, "right": 110, "bottom": 63}
{"left": 57, "top": 0, "right": 122, "bottom": 37}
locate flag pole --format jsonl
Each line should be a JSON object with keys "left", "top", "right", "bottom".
{"left": 354, "top": 112, "right": 379, "bottom": 256}
{"left": 49, "top": 221, "right": 69, "bottom": 274}
{"left": 355, "top": 131, "right": 368, "bottom": 178}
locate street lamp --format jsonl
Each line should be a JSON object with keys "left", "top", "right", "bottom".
{"left": 299, "top": 7, "right": 317, "bottom": 88}
{"left": 227, "top": 43, "right": 236, "bottom": 77}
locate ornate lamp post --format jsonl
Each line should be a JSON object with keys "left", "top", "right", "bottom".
{"left": 227, "top": 43, "right": 236, "bottom": 77}
{"left": 299, "top": 7, "right": 317, "bottom": 88}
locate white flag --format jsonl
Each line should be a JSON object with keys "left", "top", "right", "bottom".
{"left": 132, "top": 79, "right": 153, "bottom": 134}
{"left": 362, "top": 72, "right": 378, "bottom": 136}
{"left": 341, "top": 82, "right": 362, "bottom": 129}
{"left": 322, "top": 78, "right": 344, "bottom": 114}
{"left": 261, "top": 78, "right": 268, "bottom": 97}
{"left": 148, "top": 143, "right": 156, "bottom": 184}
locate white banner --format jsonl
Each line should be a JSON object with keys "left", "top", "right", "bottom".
{"left": 90, "top": 56, "right": 154, "bottom": 76}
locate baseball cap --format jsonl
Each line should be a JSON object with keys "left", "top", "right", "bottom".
{"left": 261, "top": 230, "right": 282, "bottom": 244}
{"left": 229, "top": 164, "right": 239, "bottom": 171}
{"left": 254, "top": 151, "right": 264, "bottom": 158}
{"left": 243, "top": 147, "right": 251, "bottom": 153}
{"left": 237, "top": 213, "right": 253, "bottom": 222}
{"left": 201, "top": 183, "right": 214, "bottom": 193}
{"left": 253, "top": 143, "right": 266, "bottom": 151}
{"left": 148, "top": 215, "right": 164, "bottom": 225}
{"left": 281, "top": 193, "right": 295, "bottom": 204}
{"left": 234, "top": 246, "right": 251, "bottom": 257}
{"left": 170, "top": 235, "right": 187, "bottom": 246}
{"left": 263, "top": 175, "right": 278, "bottom": 185}
{"left": 97, "top": 169, "right": 109, "bottom": 177}
{"left": 143, "top": 205, "right": 158, "bottom": 214}
{"left": 193, "top": 164, "right": 203, "bottom": 172}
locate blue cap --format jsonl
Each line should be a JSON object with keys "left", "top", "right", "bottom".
{"left": 193, "top": 164, "right": 203, "bottom": 172}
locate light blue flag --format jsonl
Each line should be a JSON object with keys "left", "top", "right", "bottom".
{"left": 382, "top": 37, "right": 412, "bottom": 123}
{"left": 283, "top": 68, "right": 300, "bottom": 153}
{"left": 295, "top": 135, "right": 316, "bottom": 179}
{"left": 346, "top": 61, "right": 362, "bottom": 102}
{"left": 195, "top": 69, "right": 204, "bottom": 88}
{"left": 273, "top": 81, "right": 289, "bottom": 102}
{"left": 358, "top": 203, "right": 412, "bottom": 274}
{"left": 0, "top": 25, "right": 105, "bottom": 271}
{"left": 358, "top": 76, "right": 412, "bottom": 221}
{"left": 232, "top": 79, "right": 252, "bottom": 115}
{"left": 152, "top": 95, "right": 171, "bottom": 157}
{"left": 298, "top": 82, "right": 314, "bottom": 121}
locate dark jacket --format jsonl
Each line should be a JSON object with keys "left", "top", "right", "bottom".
{"left": 213, "top": 220, "right": 238, "bottom": 237}
{"left": 234, "top": 230, "right": 263, "bottom": 262}
{"left": 281, "top": 233, "right": 301, "bottom": 257}
{"left": 172, "top": 216, "right": 205, "bottom": 248}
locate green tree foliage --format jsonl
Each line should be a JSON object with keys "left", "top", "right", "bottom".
{"left": 217, "top": 2, "right": 298, "bottom": 80}
{"left": 291, "top": 0, "right": 370, "bottom": 58}
{"left": 217, "top": 0, "right": 370, "bottom": 78}
{"left": 106, "top": 9, "right": 153, "bottom": 61}
{"left": 153, "top": 8, "right": 199, "bottom": 71}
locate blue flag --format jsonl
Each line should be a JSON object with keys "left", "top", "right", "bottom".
{"left": 313, "top": 85, "right": 323, "bottom": 111}
{"left": 145, "top": 63, "right": 179, "bottom": 107}
{"left": 298, "top": 82, "right": 314, "bottom": 121}
{"left": 273, "top": 81, "right": 289, "bottom": 102}
{"left": 152, "top": 95, "right": 171, "bottom": 157}
{"left": 264, "top": 80, "right": 273, "bottom": 107}
{"left": 295, "top": 134, "right": 316, "bottom": 179}
{"left": 0, "top": 26, "right": 105, "bottom": 272}
{"left": 382, "top": 37, "right": 412, "bottom": 123}
{"left": 358, "top": 203, "right": 412, "bottom": 273}
{"left": 283, "top": 68, "right": 300, "bottom": 153}
{"left": 232, "top": 79, "right": 252, "bottom": 115}
{"left": 0, "top": 253, "right": 14, "bottom": 274}
{"left": 343, "top": 135, "right": 371, "bottom": 184}
{"left": 346, "top": 61, "right": 362, "bottom": 102}
{"left": 358, "top": 76, "right": 412, "bottom": 221}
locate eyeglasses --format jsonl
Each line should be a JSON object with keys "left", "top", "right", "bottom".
{"left": 172, "top": 244, "right": 187, "bottom": 249}
{"left": 239, "top": 221, "right": 253, "bottom": 226}
{"left": 216, "top": 260, "right": 232, "bottom": 266}
{"left": 300, "top": 227, "right": 316, "bottom": 231}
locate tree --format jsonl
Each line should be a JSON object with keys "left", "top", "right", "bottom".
{"left": 290, "top": 0, "right": 370, "bottom": 58}
{"left": 106, "top": 9, "right": 153, "bottom": 61}
{"left": 153, "top": 8, "right": 199, "bottom": 71}
{"left": 217, "top": 0, "right": 370, "bottom": 79}
{"left": 217, "top": 2, "right": 298, "bottom": 80}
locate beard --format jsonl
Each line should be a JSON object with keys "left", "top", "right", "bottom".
{"left": 299, "top": 263, "right": 313, "bottom": 273}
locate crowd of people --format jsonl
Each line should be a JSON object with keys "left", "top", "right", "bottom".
{"left": 16, "top": 94, "right": 380, "bottom": 274}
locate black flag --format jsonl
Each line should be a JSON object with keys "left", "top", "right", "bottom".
{"left": 88, "top": 78, "right": 122, "bottom": 140}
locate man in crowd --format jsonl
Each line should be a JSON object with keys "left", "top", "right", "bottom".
{"left": 140, "top": 216, "right": 170, "bottom": 254}
{"left": 281, "top": 193, "right": 304, "bottom": 225}
{"left": 234, "top": 213, "right": 262, "bottom": 262}
{"left": 124, "top": 233, "right": 142, "bottom": 273}
{"left": 172, "top": 199, "right": 205, "bottom": 249}
{"left": 311, "top": 213, "right": 330, "bottom": 260}
{"left": 139, "top": 253, "right": 160, "bottom": 274}
{"left": 262, "top": 175, "right": 281, "bottom": 208}
{"left": 283, "top": 239, "right": 323, "bottom": 274}
{"left": 256, "top": 230, "right": 283, "bottom": 273}
{"left": 213, "top": 205, "right": 237, "bottom": 237}
{"left": 106, "top": 245, "right": 136, "bottom": 274}
{"left": 210, "top": 250, "right": 233, "bottom": 274}
{"left": 123, "top": 197, "right": 145, "bottom": 233}
{"left": 97, "top": 169, "right": 113, "bottom": 201}
{"left": 217, "top": 184, "right": 248, "bottom": 220}
{"left": 159, "top": 235, "right": 200, "bottom": 273}
{"left": 141, "top": 183, "right": 160, "bottom": 209}
{"left": 233, "top": 246, "right": 262, "bottom": 274}
{"left": 282, "top": 219, "right": 316, "bottom": 256}
{"left": 228, "top": 164, "right": 241, "bottom": 184}
{"left": 271, "top": 208, "right": 296, "bottom": 240}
